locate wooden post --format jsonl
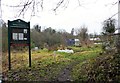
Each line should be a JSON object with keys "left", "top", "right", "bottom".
{"left": 8, "top": 20, "right": 11, "bottom": 70}
{"left": 28, "top": 22, "right": 31, "bottom": 67}
{"left": 8, "top": 45, "right": 11, "bottom": 70}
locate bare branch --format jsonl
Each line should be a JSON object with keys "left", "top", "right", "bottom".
{"left": 2, "top": 0, "right": 71, "bottom": 17}
{"left": 77, "top": 0, "right": 81, "bottom": 6}
{"left": 53, "top": 0, "right": 65, "bottom": 12}
{"left": 105, "top": 1, "right": 118, "bottom": 7}
{"left": 32, "top": 0, "right": 35, "bottom": 16}
{"left": 40, "top": 0, "right": 43, "bottom": 10}
{"left": 2, "top": 0, "right": 31, "bottom": 8}
{"left": 111, "top": 2, "right": 118, "bottom": 5}
{"left": 2, "top": 0, "right": 117, "bottom": 18}
{"left": 10, "top": 0, "right": 44, "bottom": 17}
{"left": 17, "top": 0, "right": 33, "bottom": 17}
{"left": 110, "top": 12, "right": 118, "bottom": 19}
{"left": 60, "top": 0, "right": 69, "bottom": 11}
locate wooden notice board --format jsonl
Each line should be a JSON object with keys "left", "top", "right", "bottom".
{"left": 8, "top": 19, "right": 31, "bottom": 70}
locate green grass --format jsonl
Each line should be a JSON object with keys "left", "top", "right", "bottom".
{"left": 70, "top": 45, "right": 102, "bottom": 81}
{"left": 2, "top": 44, "right": 102, "bottom": 81}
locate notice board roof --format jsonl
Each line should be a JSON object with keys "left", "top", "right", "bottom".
{"left": 8, "top": 19, "right": 30, "bottom": 28}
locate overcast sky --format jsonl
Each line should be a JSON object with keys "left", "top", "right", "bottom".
{"left": 1, "top": 0, "right": 118, "bottom": 34}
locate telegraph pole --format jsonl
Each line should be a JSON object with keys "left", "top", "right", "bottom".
{"left": 117, "top": 0, "right": 120, "bottom": 53}
{"left": 0, "top": 0, "right": 2, "bottom": 18}
{"left": 118, "top": 0, "right": 120, "bottom": 33}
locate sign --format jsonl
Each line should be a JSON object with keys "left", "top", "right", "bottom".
{"left": 11, "top": 29, "right": 28, "bottom": 42}
{"left": 8, "top": 19, "right": 31, "bottom": 70}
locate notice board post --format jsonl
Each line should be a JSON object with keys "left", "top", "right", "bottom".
{"left": 8, "top": 21, "right": 11, "bottom": 70}
{"left": 28, "top": 22, "right": 31, "bottom": 67}
{"left": 8, "top": 19, "right": 31, "bottom": 70}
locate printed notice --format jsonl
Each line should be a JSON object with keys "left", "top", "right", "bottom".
{"left": 19, "top": 33, "right": 24, "bottom": 40}
{"left": 24, "top": 29, "right": 27, "bottom": 33}
{"left": 24, "top": 38, "right": 27, "bottom": 40}
{"left": 13, "top": 33, "right": 18, "bottom": 40}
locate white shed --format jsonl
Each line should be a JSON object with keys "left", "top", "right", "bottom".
{"left": 75, "top": 39, "right": 80, "bottom": 46}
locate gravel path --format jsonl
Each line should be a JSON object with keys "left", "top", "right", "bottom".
{"left": 54, "top": 61, "right": 80, "bottom": 82}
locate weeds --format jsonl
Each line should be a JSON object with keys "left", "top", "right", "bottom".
{"left": 2, "top": 44, "right": 104, "bottom": 81}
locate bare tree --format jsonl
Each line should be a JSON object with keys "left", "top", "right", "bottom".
{"left": 75, "top": 25, "right": 89, "bottom": 46}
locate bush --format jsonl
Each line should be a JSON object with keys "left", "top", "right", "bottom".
{"left": 87, "top": 53, "right": 120, "bottom": 82}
